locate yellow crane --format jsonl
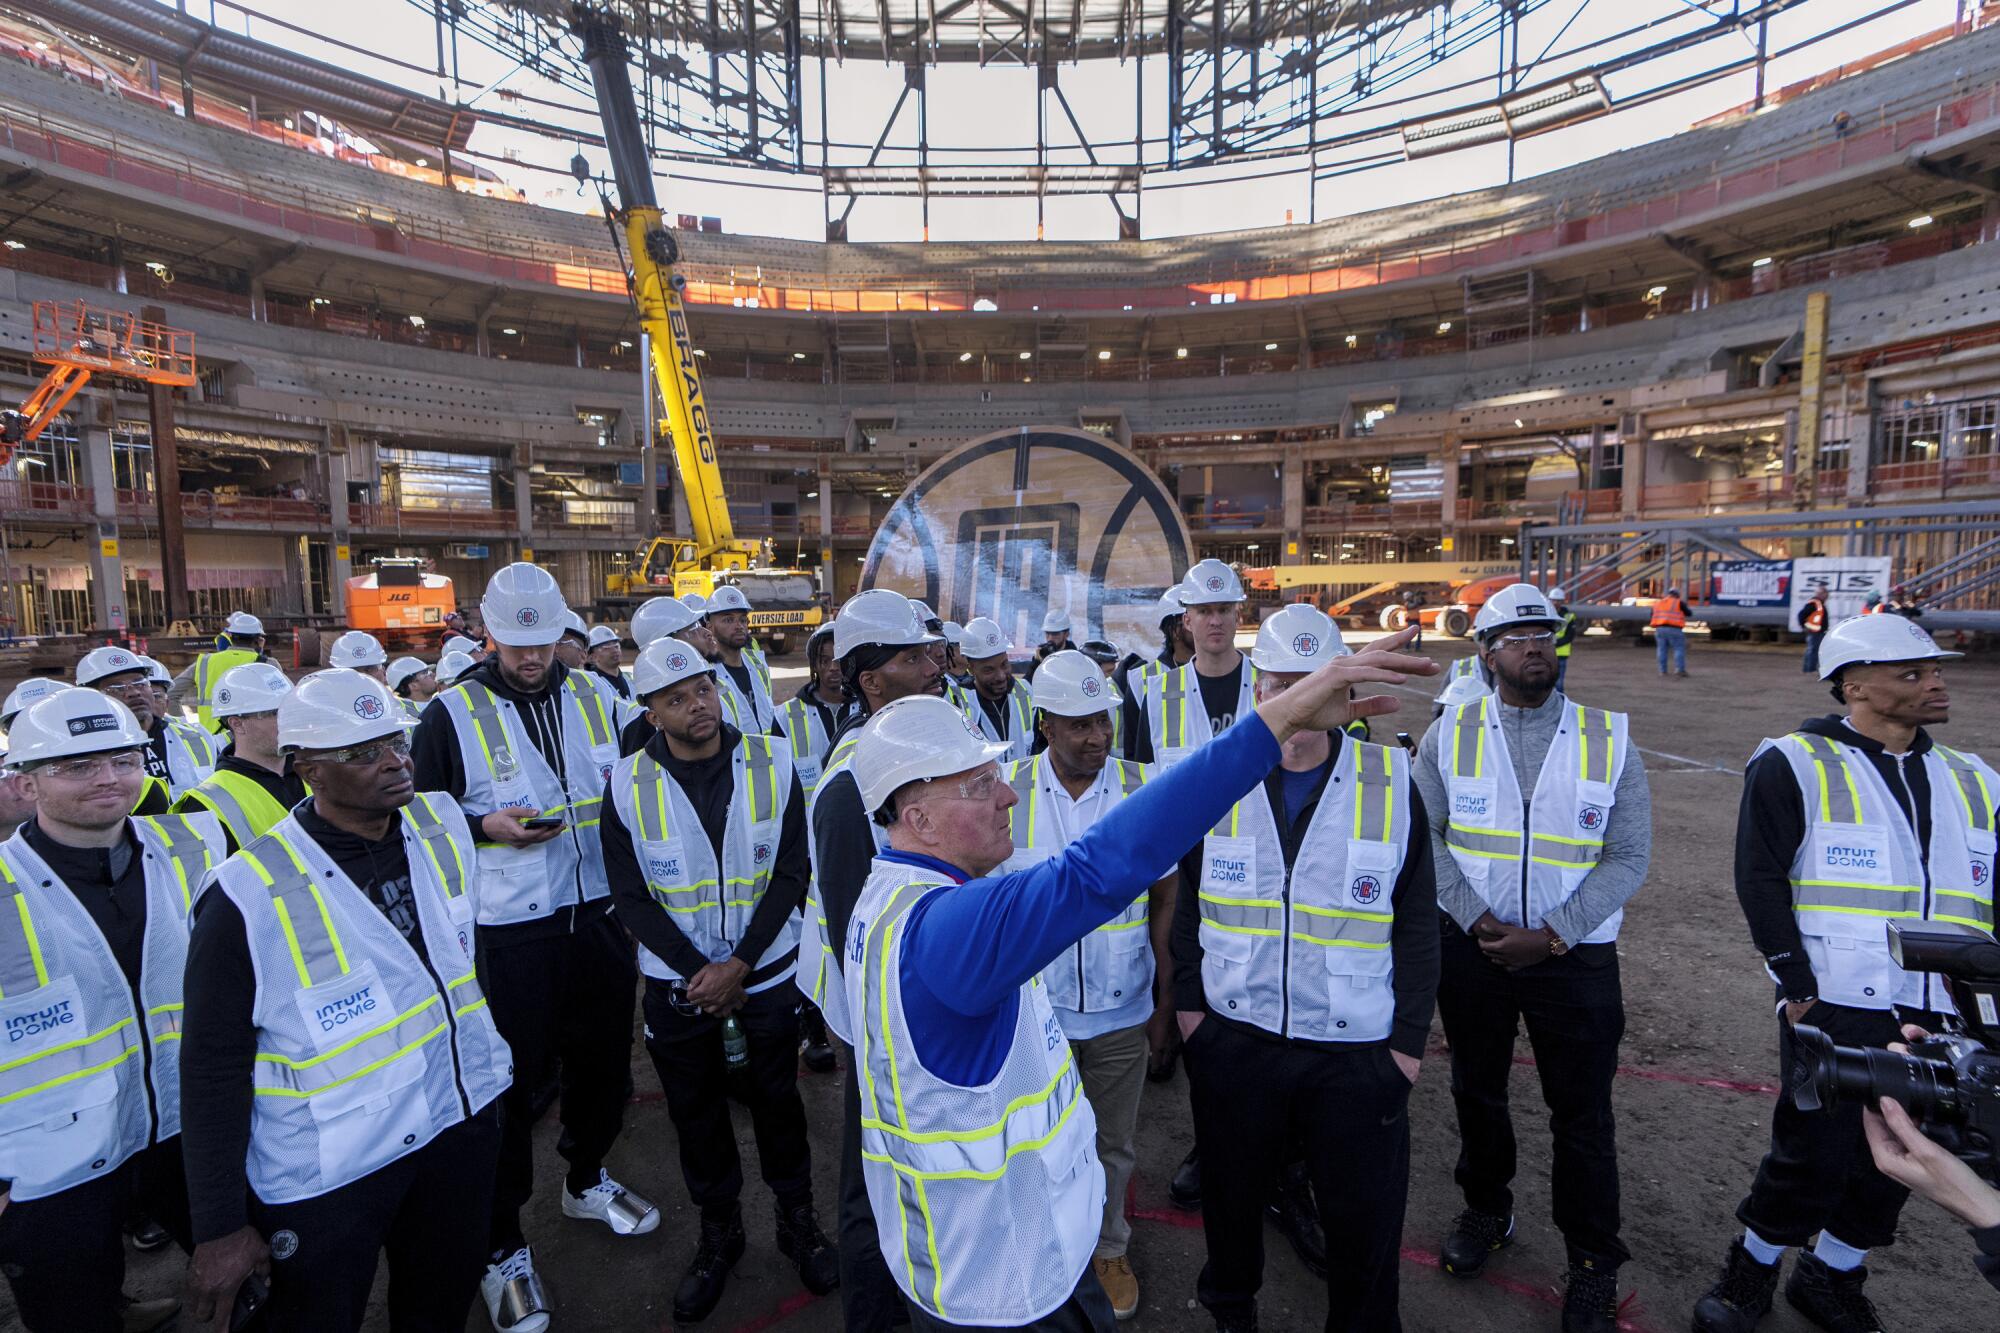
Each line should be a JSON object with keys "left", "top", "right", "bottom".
{"left": 577, "top": 12, "right": 821, "bottom": 649}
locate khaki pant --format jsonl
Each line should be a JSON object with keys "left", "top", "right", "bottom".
{"left": 1071, "top": 1022, "right": 1150, "bottom": 1258}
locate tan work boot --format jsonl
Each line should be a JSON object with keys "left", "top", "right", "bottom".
{"left": 1094, "top": 1253, "right": 1140, "bottom": 1321}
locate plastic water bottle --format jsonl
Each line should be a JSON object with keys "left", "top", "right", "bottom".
{"left": 722, "top": 1015, "right": 749, "bottom": 1072}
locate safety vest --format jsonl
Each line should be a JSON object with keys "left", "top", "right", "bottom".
{"left": 716, "top": 654, "right": 778, "bottom": 735}
{"left": 777, "top": 693, "right": 833, "bottom": 799}
{"left": 1436, "top": 655, "right": 1486, "bottom": 701}
{"left": 941, "top": 678, "right": 971, "bottom": 715}
{"left": 176, "top": 766, "right": 301, "bottom": 849}
{"left": 1439, "top": 695, "right": 1632, "bottom": 945}
{"left": 205, "top": 795, "right": 511, "bottom": 1204}
{"left": 434, "top": 675, "right": 620, "bottom": 925}
{"left": 610, "top": 733, "right": 797, "bottom": 992}
{"left": 1196, "top": 742, "right": 1409, "bottom": 1041}
{"left": 799, "top": 732, "right": 882, "bottom": 1044}
{"left": 395, "top": 696, "right": 423, "bottom": 724}
{"left": 999, "top": 755, "right": 1152, "bottom": 1016}
{"left": 847, "top": 859, "right": 1100, "bottom": 1325}
{"left": 1802, "top": 600, "right": 1828, "bottom": 634}
{"left": 962, "top": 678, "right": 1036, "bottom": 763}
{"left": 1649, "top": 598, "right": 1687, "bottom": 628}
{"left": 155, "top": 721, "right": 216, "bottom": 803}
{"left": 1556, "top": 611, "right": 1579, "bottom": 660}
{"left": 192, "top": 648, "right": 260, "bottom": 733}
{"left": 0, "top": 813, "right": 222, "bottom": 1201}
{"left": 1754, "top": 731, "right": 1997, "bottom": 1012}
{"left": 1142, "top": 658, "right": 1257, "bottom": 770}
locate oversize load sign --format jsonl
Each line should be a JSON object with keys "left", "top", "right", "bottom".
{"left": 861, "top": 427, "right": 1193, "bottom": 657}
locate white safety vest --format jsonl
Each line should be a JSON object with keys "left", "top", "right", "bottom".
{"left": 847, "top": 858, "right": 1101, "bottom": 1326}
{"left": 609, "top": 733, "right": 798, "bottom": 992}
{"left": 777, "top": 693, "right": 834, "bottom": 800}
{"left": 1142, "top": 658, "right": 1257, "bottom": 770}
{"left": 435, "top": 674, "right": 621, "bottom": 925}
{"left": 0, "top": 814, "right": 221, "bottom": 1201}
{"left": 799, "top": 733, "right": 879, "bottom": 1043}
{"left": 999, "top": 754, "right": 1155, "bottom": 1016}
{"left": 962, "top": 678, "right": 1036, "bottom": 763}
{"left": 715, "top": 654, "right": 778, "bottom": 735}
{"left": 1438, "top": 694, "right": 1630, "bottom": 945}
{"left": 1755, "top": 731, "right": 1997, "bottom": 1012}
{"left": 1197, "top": 742, "right": 1409, "bottom": 1041}
{"left": 162, "top": 720, "right": 217, "bottom": 801}
{"left": 1436, "top": 656, "right": 1489, "bottom": 701}
{"left": 205, "top": 794, "right": 511, "bottom": 1204}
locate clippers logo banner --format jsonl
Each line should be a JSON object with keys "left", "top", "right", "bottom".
{"left": 861, "top": 428, "right": 1192, "bottom": 663}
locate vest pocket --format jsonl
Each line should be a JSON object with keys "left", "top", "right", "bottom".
{"left": 0, "top": 975, "right": 123, "bottom": 1140}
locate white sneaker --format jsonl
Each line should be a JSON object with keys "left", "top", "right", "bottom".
{"left": 560, "top": 1169, "right": 660, "bottom": 1236}
{"left": 481, "top": 1245, "right": 552, "bottom": 1333}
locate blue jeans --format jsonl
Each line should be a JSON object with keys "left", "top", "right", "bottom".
{"left": 1655, "top": 626, "right": 1687, "bottom": 674}
{"left": 1556, "top": 657, "right": 1569, "bottom": 693}
{"left": 1803, "top": 631, "right": 1824, "bottom": 674}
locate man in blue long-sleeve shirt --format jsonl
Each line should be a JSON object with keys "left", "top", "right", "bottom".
{"left": 839, "top": 629, "right": 1437, "bottom": 1332}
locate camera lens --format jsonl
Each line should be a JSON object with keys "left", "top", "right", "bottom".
{"left": 1791, "top": 1024, "right": 1960, "bottom": 1120}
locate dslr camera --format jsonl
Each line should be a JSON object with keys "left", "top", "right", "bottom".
{"left": 1791, "top": 921, "right": 2000, "bottom": 1183}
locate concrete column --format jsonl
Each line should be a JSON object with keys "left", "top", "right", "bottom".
{"left": 280, "top": 538, "right": 308, "bottom": 616}
{"left": 1621, "top": 429, "right": 1647, "bottom": 517}
{"left": 77, "top": 399, "right": 128, "bottom": 634}
{"left": 248, "top": 275, "right": 267, "bottom": 322}
{"left": 817, "top": 455, "right": 835, "bottom": 600}
{"left": 1439, "top": 438, "right": 1461, "bottom": 550}
{"left": 326, "top": 437, "right": 353, "bottom": 617}
{"left": 1846, "top": 384, "right": 1875, "bottom": 502}
{"left": 515, "top": 455, "right": 535, "bottom": 550}
{"left": 1280, "top": 445, "right": 1305, "bottom": 561}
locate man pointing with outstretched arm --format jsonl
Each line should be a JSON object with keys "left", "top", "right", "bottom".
{"left": 841, "top": 628, "right": 1437, "bottom": 1332}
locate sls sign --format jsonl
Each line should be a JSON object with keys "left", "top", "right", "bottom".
{"left": 861, "top": 427, "right": 1193, "bottom": 656}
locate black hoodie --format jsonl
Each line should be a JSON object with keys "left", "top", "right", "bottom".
{"left": 1734, "top": 714, "right": 1946, "bottom": 1004}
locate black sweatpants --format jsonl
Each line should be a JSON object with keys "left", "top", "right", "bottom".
{"left": 839, "top": 1042, "right": 912, "bottom": 1330}
{"left": 1186, "top": 1017, "right": 1413, "bottom": 1331}
{"left": 254, "top": 1105, "right": 502, "bottom": 1333}
{"left": 1435, "top": 919, "right": 1629, "bottom": 1269}
{"left": 642, "top": 980, "right": 812, "bottom": 1217}
{"left": 483, "top": 904, "right": 637, "bottom": 1253}
{"left": 0, "top": 1137, "right": 191, "bottom": 1333}
{"left": 1736, "top": 1000, "right": 1938, "bottom": 1250}
{"left": 906, "top": 1267, "right": 1116, "bottom": 1333}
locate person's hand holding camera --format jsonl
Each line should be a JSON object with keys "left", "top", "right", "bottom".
{"left": 1861, "top": 1025, "right": 2000, "bottom": 1230}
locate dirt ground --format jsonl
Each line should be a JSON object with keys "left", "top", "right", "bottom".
{"left": 22, "top": 628, "right": 2000, "bottom": 1332}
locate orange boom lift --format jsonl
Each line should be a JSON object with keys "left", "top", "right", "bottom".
{"left": 0, "top": 301, "right": 197, "bottom": 463}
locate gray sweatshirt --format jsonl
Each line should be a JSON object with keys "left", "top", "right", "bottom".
{"left": 1413, "top": 688, "right": 1652, "bottom": 942}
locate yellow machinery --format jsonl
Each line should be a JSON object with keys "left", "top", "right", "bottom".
{"left": 578, "top": 13, "right": 820, "bottom": 649}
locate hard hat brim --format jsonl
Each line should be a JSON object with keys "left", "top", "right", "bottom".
{"left": 1818, "top": 646, "right": 1963, "bottom": 680}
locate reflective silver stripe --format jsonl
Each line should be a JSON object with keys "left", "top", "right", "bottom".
{"left": 138, "top": 814, "right": 214, "bottom": 911}
{"left": 1111, "top": 759, "right": 1145, "bottom": 796}
{"left": 1939, "top": 747, "right": 1995, "bottom": 835}
{"left": 1793, "top": 733, "right": 1862, "bottom": 825}
{"left": 0, "top": 860, "right": 48, "bottom": 999}
{"left": 1161, "top": 672, "right": 1186, "bottom": 750}
{"left": 1934, "top": 888, "right": 1996, "bottom": 929}
{"left": 1793, "top": 882, "right": 1921, "bottom": 915}
{"left": 783, "top": 700, "right": 813, "bottom": 760}
{"left": 565, "top": 677, "right": 614, "bottom": 749}
{"left": 744, "top": 736, "right": 777, "bottom": 825}
{"left": 403, "top": 796, "right": 468, "bottom": 902}
{"left": 1576, "top": 707, "right": 1615, "bottom": 784}
{"left": 1007, "top": 763, "right": 1037, "bottom": 851}
{"left": 1445, "top": 825, "right": 1518, "bottom": 858}
{"left": 1451, "top": 696, "right": 1487, "bottom": 780}
{"left": 252, "top": 998, "right": 447, "bottom": 1095}
{"left": 1529, "top": 836, "right": 1602, "bottom": 868}
{"left": 244, "top": 836, "right": 350, "bottom": 988}
{"left": 633, "top": 757, "right": 673, "bottom": 843}
{"left": 1353, "top": 744, "right": 1394, "bottom": 842}
{"left": 1293, "top": 900, "right": 1392, "bottom": 948}
{"left": 1198, "top": 890, "right": 1281, "bottom": 934}
{"left": 186, "top": 782, "right": 257, "bottom": 849}
{"left": 460, "top": 686, "right": 515, "bottom": 779}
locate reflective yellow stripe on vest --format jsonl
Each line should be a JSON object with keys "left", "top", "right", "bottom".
{"left": 402, "top": 795, "right": 486, "bottom": 1018}
{"left": 0, "top": 856, "right": 141, "bottom": 1107}
{"left": 461, "top": 683, "right": 600, "bottom": 835}
{"left": 181, "top": 770, "right": 292, "bottom": 849}
{"left": 632, "top": 735, "right": 778, "bottom": 915}
{"left": 1788, "top": 733, "right": 1923, "bottom": 920}
{"left": 132, "top": 814, "right": 215, "bottom": 1044}
{"left": 1445, "top": 696, "right": 1517, "bottom": 860}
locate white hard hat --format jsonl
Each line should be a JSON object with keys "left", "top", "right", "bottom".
{"left": 1179, "top": 558, "right": 1245, "bottom": 605}
{"left": 386, "top": 657, "right": 431, "bottom": 692}
{"left": 632, "top": 595, "right": 697, "bottom": 648}
{"left": 849, "top": 694, "right": 1009, "bottom": 814}
{"left": 1250, "top": 605, "right": 1349, "bottom": 673}
{"left": 1817, "top": 613, "right": 1963, "bottom": 681}
{"left": 704, "top": 585, "right": 751, "bottom": 616}
{"left": 1, "top": 677, "right": 68, "bottom": 728}
{"left": 329, "top": 630, "right": 388, "bottom": 669}
{"left": 139, "top": 656, "right": 172, "bottom": 686}
{"left": 680, "top": 592, "right": 707, "bottom": 614}
{"left": 912, "top": 600, "right": 941, "bottom": 627}
{"left": 833, "top": 589, "right": 939, "bottom": 661}
{"left": 587, "top": 625, "right": 620, "bottom": 650}
{"left": 1474, "top": 583, "right": 1563, "bottom": 639}
{"left": 437, "top": 650, "right": 475, "bottom": 684}
{"left": 4, "top": 688, "right": 147, "bottom": 769}
{"left": 632, "top": 637, "right": 716, "bottom": 700}
{"left": 960, "top": 617, "right": 1012, "bottom": 661}
{"left": 75, "top": 645, "right": 150, "bottom": 688}
{"left": 443, "top": 634, "right": 481, "bottom": 656}
{"left": 1548, "top": 586, "right": 1569, "bottom": 601}
{"left": 1438, "top": 673, "right": 1491, "bottom": 708}
{"left": 224, "top": 611, "right": 266, "bottom": 637}
{"left": 278, "top": 668, "right": 412, "bottom": 753}
{"left": 560, "top": 610, "right": 589, "bottom": 640}
{"left": 211, "top": 662, "right": 294, "bottom": 719}
{"left": 1155, "top": 586, "right": 1186, "bottom": 626}
{"left": 1031, "top": 650, "right": 1120, "bottom": 717}
{"left": 941, "top": 621, "right": 966, "bottom": 647}
{"left": 480, "top": 563, "right": 569, "bottom": 647}
{"left": 1041, "top": 609, "right": 1072, "bottom": 634}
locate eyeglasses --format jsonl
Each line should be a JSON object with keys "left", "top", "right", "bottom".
{"left": 1493, "top": 630, "right": 1556, "bottom": 648}
{"left": 306, "top": 733, "right": 412, "bottom": 767}
{"left": 34, "top": 751, "right": 145, "bottom": 781}
{"left": 920, "top": 766, "right": 1000, "bottom": 803}
{"left": 96, "top": 677, "right": 152, "bottom": 696}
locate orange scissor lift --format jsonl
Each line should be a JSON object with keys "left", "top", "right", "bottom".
{"left": 0, "top": 300, "right": 197, "bottom": 463}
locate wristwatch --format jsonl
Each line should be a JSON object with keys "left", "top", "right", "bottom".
{"left": 1543, "top": 925, "right": 1570, "bottom": 957}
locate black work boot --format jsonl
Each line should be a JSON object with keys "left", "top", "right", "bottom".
{"left": 775, "top": 1199, "right": 840, "bottom": 1295}
{"left": 1561, "top": 1259, "right": 1619, "bottom": 1333}
{"left": 673, "top": 1204, "right": 746, "bottom": 1322}
{"left": 1785, "top": 1251, "right": 1885, "bottom": 1333}
{"left": 1263, "top": 1160, "right": 1326, "bottom": 1279}
{"left": 1692, "top": 1238, "right": 1782, "bottom": 1332}
{"left": 797, "top": 1002, "right": 837, "bottom": 1074}
{"left": 1439, "top": 1208, "right": 1515, "bottom": 1277}
{"left": 1168, "top": 1144, "right": 1202, "bottom": 1211}
{"left": 1210, "top": 1307, "right": 1258, "bottom": 1333}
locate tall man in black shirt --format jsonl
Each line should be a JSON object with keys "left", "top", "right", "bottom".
{"left": 601, "top": 638, "right": 837, "bottom": 1322}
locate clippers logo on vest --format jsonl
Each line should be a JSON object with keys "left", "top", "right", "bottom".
{"left": 1350, "top": 874, "right": 1383, "bottom": 906}
{"left": 314, "top": 982, "right": 379, "bottom": 1032}
{"left": 353, "top": 694, "right": 385, "bottom": 721}
{"left": 1578, "top": 805, "right": 1605, "bottom": 832}
{"left": 754, "top": 840, "right": 773, "bottom": 865}
{"left": 1976, "top": 860, "right": 1991, "bottom": 887}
